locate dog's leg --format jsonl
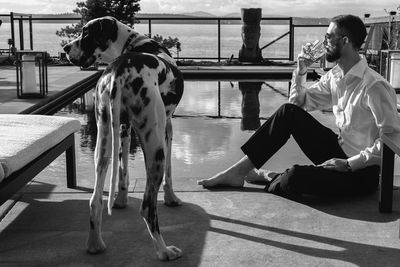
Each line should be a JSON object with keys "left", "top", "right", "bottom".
{"left": 107, "top": 91, "right": 122, "bottom": 214}
{"left": 114, "top": 123, "right": 131, "bottom": 209}
{"left": 138, "top": 98, "right": 182, "bottom": 261}
{"left": 140, "top": 144, "right": 182, "bottom": 260}
{"left": 87, "top": 109, "right": 111, "bottom": 254}
{"left": 163, "top": 118, "right": 182, "bottom": 206}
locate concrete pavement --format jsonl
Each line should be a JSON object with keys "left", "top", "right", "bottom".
{"left": 1, "top": 179, "right": 400, "bottom": 266}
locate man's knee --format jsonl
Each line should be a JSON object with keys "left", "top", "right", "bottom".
{"left": 278, "top": 103, "right": 301, "bottom": 113}
{"left": 275, "top": 103, "right": 304, "bottom": 121}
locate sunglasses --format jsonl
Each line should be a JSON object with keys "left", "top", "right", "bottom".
{"left": 324, "top": 33, "right": 346, "bottom": 42}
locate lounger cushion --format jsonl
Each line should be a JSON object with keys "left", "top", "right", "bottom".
{"left": 0, "top": 115, "right": 81, "bottom": 182}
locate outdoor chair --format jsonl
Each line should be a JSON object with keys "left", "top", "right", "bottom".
{"left": 0, "top": 114, "right": 81, "bottom": 206}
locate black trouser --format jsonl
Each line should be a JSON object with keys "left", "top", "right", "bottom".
{"left": 241, "top": 103, "right": 379, "bottom": 198}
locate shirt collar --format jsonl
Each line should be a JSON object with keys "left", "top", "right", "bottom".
{"left": 331, "top": 56, "right": 367, "bottom": 80}
{"left": 345, "top": 57, "right": 367, "bottom": 79}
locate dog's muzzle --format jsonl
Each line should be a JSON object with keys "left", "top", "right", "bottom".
{"left": 63, "top": 43, "right": 96, "bottom": 68}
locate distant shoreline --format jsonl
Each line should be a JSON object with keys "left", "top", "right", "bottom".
{"left": 0, "top": 13, "right": 330, "bottom": 25}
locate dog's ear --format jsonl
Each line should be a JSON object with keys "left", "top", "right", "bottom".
{"left": 99, "top": 17, "right": 118, "bottom": 42}
{"left": 89, "top": 17, "right": 118, "bottom": 51}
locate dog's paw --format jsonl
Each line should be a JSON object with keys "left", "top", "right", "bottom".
{"left": 157, "top": 246, "right": 182, "bottom": 261}
{"left": 113, "top": 199, "right": 128, "bottom": 209}
{"left": 164, "top": 194, "right": 183, "bottom": 207}
{"left": 163, "top": 188, "right": 183, "bottom": 207}
{"left": 113, "top": 202, "right": 127, "bottom": 209}
{"left": 113, "top": 192, "right": 128, "bottom": 209}
{"left": 87, "top": 236, "right": 106, "bottom": 254}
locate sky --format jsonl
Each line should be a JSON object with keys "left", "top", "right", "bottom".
{"left": 0, "top": 0, "right": 399, "bottom": 18}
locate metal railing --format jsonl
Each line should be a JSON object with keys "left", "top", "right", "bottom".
{"left": 1, "top": 12, "right": 328, "bottom": 61}
{"left": 1, "top": 12, "right": 81, "bottom": 51}
{"left": 135, "top": 16, "right": 328, "bottom": 61}
{"left": 138, "top": 16, "right": 296, "bottom": 61}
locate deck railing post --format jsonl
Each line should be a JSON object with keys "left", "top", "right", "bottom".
{"left": 18, "top": 16, "right": 24, "bottom": 50}
{"left": 29, "top": 15, "right": 33, "bottom": 50}
{"left": 289, "top": 17, "right": 294, "bottom": 61}
{"left": 10, "top": 12, "right": 15, "bottom": 54}
{"left": 218, "top": 19, "right": 221, "bottom": 62}
{"left": 148, "top": 19, "right": 152, "bottom": 37}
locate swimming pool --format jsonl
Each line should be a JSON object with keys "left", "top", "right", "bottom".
{"left": 35, "top": 80, "right": 332, "bottom": 191}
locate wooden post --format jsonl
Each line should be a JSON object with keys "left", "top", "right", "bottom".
{"left": 239, "top": 8, "right": 263, "bottom": 63}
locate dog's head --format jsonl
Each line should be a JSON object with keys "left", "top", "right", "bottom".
{"left": 63, "top": 16, "right": 119, "bottom": 67}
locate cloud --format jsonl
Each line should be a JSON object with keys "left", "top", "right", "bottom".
{"left": 0, "top": 0, "right": 398, "bottom": 17}
{"left": 0, "top": 0, "right": 75, "bottom": 14}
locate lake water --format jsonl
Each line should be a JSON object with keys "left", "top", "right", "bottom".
{"left": 0, "top": 22, "right": 326, "bottom": 59}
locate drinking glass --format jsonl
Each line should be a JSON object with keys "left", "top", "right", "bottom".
{"left": 304, "top": 40, "right": 325, "bottom": 61}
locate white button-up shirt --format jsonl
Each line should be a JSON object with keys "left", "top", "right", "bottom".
{"left": 289, "top": 57, "right": 400, "bottom": 171}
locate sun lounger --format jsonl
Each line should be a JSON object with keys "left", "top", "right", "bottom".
{"left": 0, "top": 114, "right": 81, "bottom": 205}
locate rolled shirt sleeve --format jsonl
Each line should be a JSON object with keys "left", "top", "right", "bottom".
{"left": 289, "top": 69, "right": 333, "bottom": 111}
{"left": 347, "top": 80, "right": 400, "bottom": 170}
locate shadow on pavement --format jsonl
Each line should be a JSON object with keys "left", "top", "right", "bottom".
{"left": 209, "top": 214, "right": 400, "bottom": 266}
{"left": 0, "top": 193, "right": 209, "bottom": 266}
{"left": 202, "top": 183, "right": 400, "bottom": 222}
{"left": 302, "top": 189, "right": 400, "bottom": 223}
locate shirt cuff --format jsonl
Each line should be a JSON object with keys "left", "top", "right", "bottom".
{"left": 294, "top": 69, "right": 307, "bottom": 85}
{"left": 347, "top": 154, "right": 365, "bottom": 171}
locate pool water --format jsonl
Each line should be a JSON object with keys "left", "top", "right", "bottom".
{"left": 36, "top": 80, "right": 323, "bottom": 191}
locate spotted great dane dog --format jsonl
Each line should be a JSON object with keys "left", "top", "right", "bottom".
{"left": 63, "top": 16, "right": 184, "bottom": 260}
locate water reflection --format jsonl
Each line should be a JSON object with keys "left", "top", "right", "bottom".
{"left": 175, "top": 81, "right": 289, "bottom": 118}
{"left": 58, "top": 80, "right": 290, "bottom": 154}
{"left": 239, "top": 81, "right": 263, "bottom": 130}
{"left": 59, "top": 94, "right": 142, "bottom": 156}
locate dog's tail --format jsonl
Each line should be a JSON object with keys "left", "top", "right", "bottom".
{"left": 107, "top": 85, "right": 120, "bottom": 215}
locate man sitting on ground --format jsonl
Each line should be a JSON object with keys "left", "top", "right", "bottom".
{"left": 198, "top": 14, "right": 400, "bottom": 199}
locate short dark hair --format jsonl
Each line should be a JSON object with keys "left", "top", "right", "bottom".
{"left": 331, "top": 15, "right": 367, "bottom": 50}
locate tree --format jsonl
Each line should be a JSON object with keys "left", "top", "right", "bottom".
{"left": 56, "top": 0, "right": 181, "bottom": 56}
{"left": 56, "top": 0, "right": 140, "bottom": 47}
{"left": 152, "top": 34, "right": 181, "bottom": 58}
{"left": 74, "top": 0, "right": 140, "bottom": 26}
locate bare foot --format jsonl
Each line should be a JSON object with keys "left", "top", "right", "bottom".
{"left": 245, "top": 169, "right": 277, "bottom": 184}
{"left": 197, "top": 171, "right": 245, "bottom": 188}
